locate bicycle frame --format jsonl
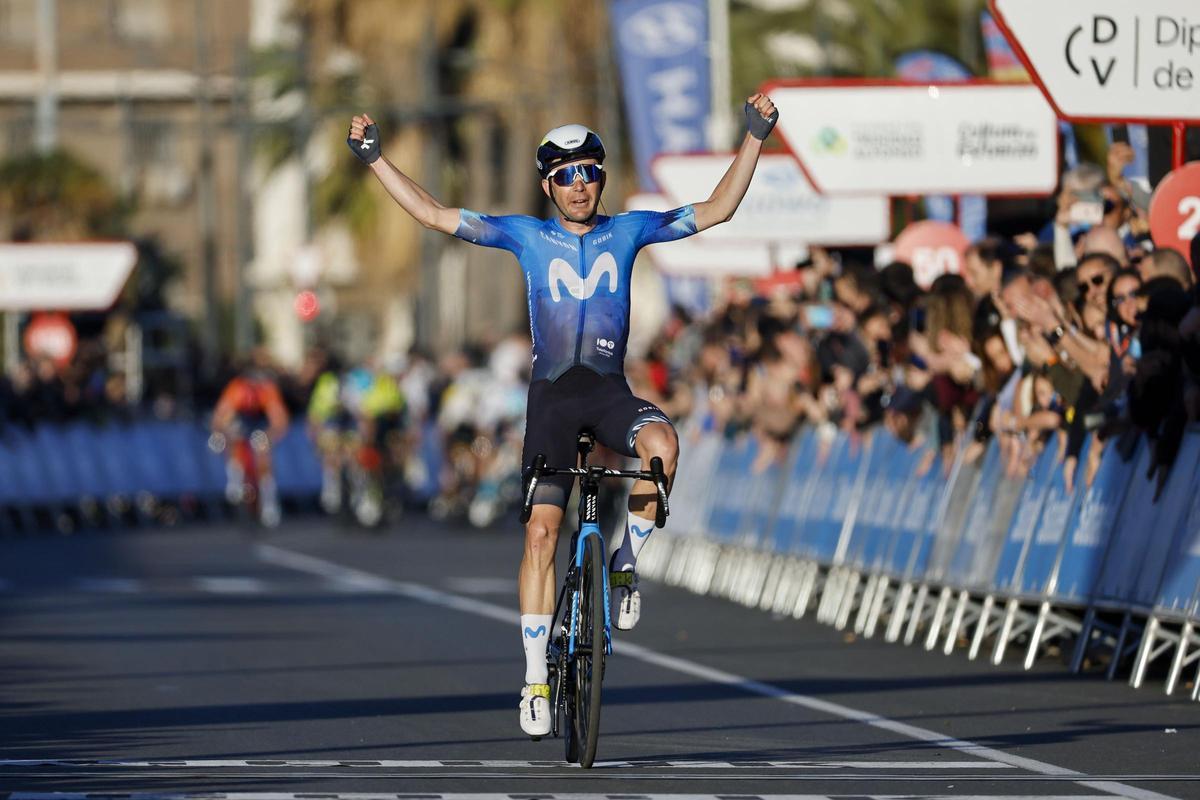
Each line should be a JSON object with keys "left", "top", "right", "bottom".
{"left": 569, "top": 486, "right": 612, "bottom": 659}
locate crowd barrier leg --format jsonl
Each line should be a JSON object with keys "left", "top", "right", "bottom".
{"left": 925, "top": 587, "right": 954, "bottom": 651}
{"left": 1106, "top": 613, "right": 1142, "bottom": 681}
{"left": 854, "top": 573, "right": 879, "bottom": 634}
{"left": 863, "top": 576, "right": 891, "bottom": 638}
{"left": 793, "top": 562, "right": 821, "bottom": 619}
{"left": 1130, "top": 615, "right": 1179, "bottom": 690}
{"left": 943, "top": 590, "right": 975, "bottom": 655}
{"left": 836, "top": 570, "right": 862, "bottom": 630}
{"left": 904, "top": 583, "right": 931, "bottom": 645}
{"left": 885, "top": 581, "right": 913, "bottom": 642}
{"left": 992, "top": 599, "right": 1034, "bottom": 665}
{"left": 968, "top": 594, "right": 996, "bottom": 660}
{"left": 1069, "top": 608, "right": 1097, "bottom": 673}
{"left": 1165, "top": 622, "right": 1195, "bottom": 696}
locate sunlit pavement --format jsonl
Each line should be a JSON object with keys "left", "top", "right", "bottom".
{"left": 1, "top": 516, "right": 1197, "bottom": 800}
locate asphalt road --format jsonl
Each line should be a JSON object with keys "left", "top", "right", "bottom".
{"left": 1, "top": 514, "right": 1197, "bottom": 800}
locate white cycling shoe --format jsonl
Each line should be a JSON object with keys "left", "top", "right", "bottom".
{"left": 611, "top": 570, "right": 641, "bottom": 631}
{"left": 519, "top": 683, "right": 551, "bottom": 738}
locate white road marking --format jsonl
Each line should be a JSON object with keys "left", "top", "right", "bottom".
{"left": 444, "top": 577, "right": 519, "bottom": 595}
{"left": 193, "top": 577, "right": 267, "bottom": 594}
{"left": 0, "top": 793, "right": 1128, "bottom": 800}
{"left": 254, "top": 544, "right": 1177, "bottom": 800}
{"left": 0, "top": 758, "right": 1014, "bottom": 770}
{"left": 75, "top": 578, "right": 142, "bottom": 593}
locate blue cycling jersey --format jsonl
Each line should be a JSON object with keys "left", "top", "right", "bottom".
{"left": 454, "top": 207, "right": 697, "bottom": 382}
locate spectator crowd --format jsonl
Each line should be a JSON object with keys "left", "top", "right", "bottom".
{"left": 3, "top": 146, "right": 1199, "bottom": 511}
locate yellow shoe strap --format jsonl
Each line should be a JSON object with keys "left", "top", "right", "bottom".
{"left": 528, "top": 683, "right": 550, "bottom": 699}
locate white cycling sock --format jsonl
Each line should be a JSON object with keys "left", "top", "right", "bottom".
{"left": 521, "top": 613, "right": 552, "bottom": 685}
{"left": 611, "top": 511, "right": 655, "bottom": 572}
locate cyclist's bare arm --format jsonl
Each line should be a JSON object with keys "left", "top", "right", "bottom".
{"left": 349, "top": 114, "right": 460, "bottom": 235}
{"left": 691, "top": 93, "right": 777, "bottom": 233}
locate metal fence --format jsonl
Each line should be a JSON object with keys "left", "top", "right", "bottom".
{"left": 636, "top": 424, "right": 1200, "bottom": 700}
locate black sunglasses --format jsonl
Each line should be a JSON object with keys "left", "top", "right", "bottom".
{"left": 1078, "top": 274, "right": 1107, "bottom": 292}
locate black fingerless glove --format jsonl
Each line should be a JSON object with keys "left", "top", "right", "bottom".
{"left": 348, "top": 122, "right": 382, "bottom": 165}
{"left": 745, "top": 102, "right": 778, "bottom": 141}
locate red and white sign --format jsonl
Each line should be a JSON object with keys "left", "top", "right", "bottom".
{"left": 761, "top": 79, "right": 1059, "bottom": 196}
{"left": 627, "top": 194, "right": 806, "bottom": 277}
{"left": 1149, "top": 162, "right": 1200, "bottom": 266}
{"left": 23, "top": 312, "right": 77, "bottom": 367}
{"left": 650, "top": 153, "right": 890, "bottom": 246}
{"left": 0, "top": 242, "right": 137, "bottom": 311}
{"left": 294, "top": 289, "right": 321, "bottom": 322}
{"left": 990, "top": 0, "right": 1200, "bottom": 123}
{"left": 893, "top": 221, "right": 971, "bottom": 288}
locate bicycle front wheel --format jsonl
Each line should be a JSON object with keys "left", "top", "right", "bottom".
{"left": 573, "top": 531, "right": 606, "bottom": 768}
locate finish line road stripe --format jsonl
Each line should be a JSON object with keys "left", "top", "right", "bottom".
{"left": 0, "top": 759, "right": 1014, "bottom": 770}
{"left": 0, "top": 794, "right": 1127, "bottom": 800}
{"left": 254, "top": 544, "right": 1178, "bottom": 800}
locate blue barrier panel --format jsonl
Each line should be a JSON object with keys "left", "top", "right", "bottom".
{"left": 63, "top": 423, "right": 117, "bottom": 499}
{"left": 736, "top": 440, "right": 787, "bottom": 547}
{"left": 673, "top": 432, "right": 725, "bottom": 537}
{"left": 939, "top": 442, "right": 1003, "bottom": 587}
{"left": 1091, "top": 438, "right": 1160, "bottom": 607}
{"left": 158, "top": 420, "right": 206, "bottom": 498}
{"left": 92, "top": 423, "right": 139, "bottom": 497}
{"left": 9, "top": 427, "right": 56, "bottom": 506}
{"left": 705, "top": 434, "right": 757, "bottom": 542}
{"left": 1154, "top": 433, "right": 1200, "bottom": 621}
{"left": 797, "top": 434, "right": 865, "bottom": 565}
{"left": 899, "top": 452, "right": 945, "bottom": 581}
{"left": 1127, "top": 433, "right": 1200, "bottom": 610}
{"left": 1017, "top": 439, "right": 1086, "bottom": 598}
{"left": 767, "top": 428, "right": 821, "bottom": 554}
{"left": 992, "top": 444, "right": 1057, "bottom": 594}
{"left": 128, "top": 421, "right": 177, "bottom": 498}
{"left": 31, "top": 425, "right": 84, "bottom": 505}
{"left": 0, "top": 431, "right": 21, "bottom": 506}
{"left": 1050, "top": 436, "right": 1141, "bottom": 604}
{"left": 843, "top": 434, "right": 905, "bottom": 573}
{"left": 274, "top": 423, "right": 323, "bottom": 497}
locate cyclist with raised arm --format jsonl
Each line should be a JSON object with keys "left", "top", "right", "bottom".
{"left": 347, "top": 96, "right": 778, "bottom": 738}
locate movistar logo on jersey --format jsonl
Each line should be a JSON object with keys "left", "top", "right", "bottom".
{"left": 549, "top": 253, "right": 618, "bottom": 302}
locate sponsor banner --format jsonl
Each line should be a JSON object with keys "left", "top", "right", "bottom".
{"left": 627, "top": 193, "right": 806, "bottom": 276}
{"left": 651, "top": 153, "right": 890, "bottom": 246}
{"left": 610, "top": 0, "right": 711, "bottom": 191}
{"left": 0, "top": 242, "right": 137, "bottom": 311}
{"left": 990, "top": 0, "right": 1200, "bottom": 122}
{"left": 764, "top": 80, "right": 1059, "bottom": 196}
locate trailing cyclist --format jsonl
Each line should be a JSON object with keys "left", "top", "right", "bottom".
{"left": 347, "top": 95, "right": 778, "bottom": 737}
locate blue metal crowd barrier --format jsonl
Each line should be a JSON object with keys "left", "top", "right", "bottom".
{"left": 0, "top": 420, "right": 323, "bottom": 530}
{"left": 648, "top": 422, "right": 1200, "bottom": 698}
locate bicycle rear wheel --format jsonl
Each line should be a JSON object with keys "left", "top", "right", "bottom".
{"left": 572, "top": 532, "right": 606, "bottom": 768}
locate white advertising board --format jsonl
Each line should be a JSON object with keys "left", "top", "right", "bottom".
{"left": 651, "top": 153, "right": 890, "bottom": 246}
{"left": 763, "top": 81, "right": 1059, "bottom": 196}
{"left": 0, "top": 243, "right": 138, "bottom": 311}
{"left": 626, "top": 194, "right": 806, "bottom": 277}
{"left": 991, "top": 0, "right": 1200, "bottom": 123}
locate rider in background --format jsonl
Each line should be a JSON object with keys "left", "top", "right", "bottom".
{"left": 212, "top": 349, "right": 290, "bottom": 527}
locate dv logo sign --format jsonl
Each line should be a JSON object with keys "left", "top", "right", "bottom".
{"left": 1066, "top": 16, "right": 1120, "bottom": 86}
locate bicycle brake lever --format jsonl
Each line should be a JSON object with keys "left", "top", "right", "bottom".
{"left": 520, "top": 454, "right": 546, "bottom": 524}
{"left": 649, "top": 456, "right": 669, "bottom": 528}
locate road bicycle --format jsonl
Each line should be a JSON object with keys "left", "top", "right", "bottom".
{"left": 520, "top": 430, "right": 669, "bottom": 768}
